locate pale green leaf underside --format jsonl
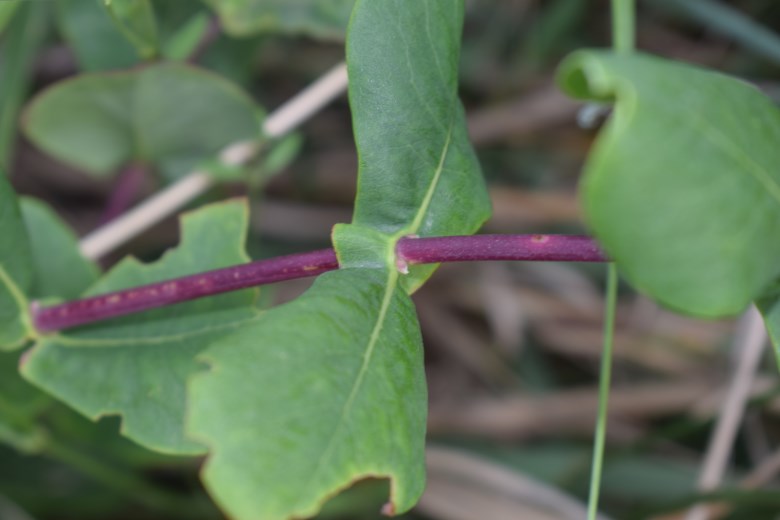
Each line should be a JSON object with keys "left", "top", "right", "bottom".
{"left": 202, "top": 0, "right": 354, "bottom": 39}
{"left": 188, "top": 268, "right": 426, "bottom": 520}
{"left": 558, "top": 50, "right": 780, "bottom": 317}
{"left": 21, "top": 200, "right": 259, "bottom": 454}
{"left": 0, "top": 174, "right": 33, "bottom": 351}
{"left": 23, "top": 63, "right": 261, "bottom": 180}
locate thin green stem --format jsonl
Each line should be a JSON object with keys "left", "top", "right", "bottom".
{"left": 611, "top": 0, "right": 636, "bottom": 53}
{"left": 587, "top": 263, "right": 618, "bottom": 520}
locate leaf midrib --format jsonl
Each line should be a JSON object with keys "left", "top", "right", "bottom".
{"left": 0, "top": 264, "right": 32, "bottom": 345}
{"left": 300, "top": 121, "right": 454, "bottom": 513}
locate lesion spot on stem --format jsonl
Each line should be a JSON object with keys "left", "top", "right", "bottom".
{"left": 531, "top": 234, "right": 549, "bottom": 244}
{"left": 162, "top": 282, "right": 178, "bottom": 293}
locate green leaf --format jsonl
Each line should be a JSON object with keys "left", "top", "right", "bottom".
{"left": 23, "top": 63, "right": 262, "bottom": 180}
{"left": 557, "top": 51, "right": 780, "bottom": 317}
{"left": 56, "top": 0, "right": 142, "bottom": 71}
{"left": 21, "top": 200, "right": 261, "bottom": 454}
{"left": 162, "top": 11, "right": 210, "bottom": 61}
{"left": 103, "top": 0, "right": 160, "bottom": 59}
{"left": 0, "top": 174, "right": 34, "bottom": 351}
{"left": 0, "top": 1, "right": 47, "bottom": 169}
{"left": 756, "top": 283, "right": 780, "bottom": 367}
{"left": 260, "top": 133, "right": 303, "bottom": 177}
{"left": 348, "top": 0, "right": 490, "bottom": 235}
{"left": 186, "top": 2, "right": 483, "bottom": 515}
{"left": 21, "top": 198, "right": 99, "bottom": 300}
{"left": 0, "top": 2, "right": 21, "bottom": 35}
{"left": 0, "top": 350, "right": 50, "bottom": 453}
{"left": 202, "top": 0, "right": 354, "bottom": 39}
{"left": 346, "top": 0, "right": 491, "bottom": 290}
{"left": 188, "top": 268, "right": 426, "bottom": 519}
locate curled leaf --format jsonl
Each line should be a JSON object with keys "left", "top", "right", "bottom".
{"left": 558, "top": 51, "right": 780, "bottom": 317}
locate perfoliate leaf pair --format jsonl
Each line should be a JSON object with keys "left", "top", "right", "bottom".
{"left": 190, "top": 0, "right": 490, "bottom": 517}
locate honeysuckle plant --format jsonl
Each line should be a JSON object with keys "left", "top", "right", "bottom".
{"left": 3, "top": 0, "right": 780, "bottom": 519}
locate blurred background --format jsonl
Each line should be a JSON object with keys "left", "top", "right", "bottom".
{"left": 4, "top": 0, "right": 780, "bottom": 519}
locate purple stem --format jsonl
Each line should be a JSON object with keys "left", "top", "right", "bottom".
{"left": 397, "top": 234, "right": 606, "bottom": 265}
{"left": 98, "top": 163, "right": 147, "bottom": 226}
{"left": 31, "top": 234, "right": 607, "bottom": 333}
{"left": 187, "top": 16, "right": 221, "bottom": 64}
{"left": 33, "top": 249, "right": 339, "bottom": 332}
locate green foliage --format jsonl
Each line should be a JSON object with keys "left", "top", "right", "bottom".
{"left": 103, "top": 0, "right": 160, "bottom": 59}
{"left": 57, "top": 0, "right": 212, "bottom": 70}
{"left": 189, "top": 268, "right": 426, "bottom": 519}
{"left": 9, "top": 0, "right": 780, "bottom": 518}
{"left": 0, "top": 1, "right": 47, "bottom": 169}
{"left": 346, "top": 0, "right": 491, "bottom": 291}
{"left": 23, "top": 63, "right": 262, "bottom": 180}
{"left": 755, "top": 283, "right": 780, "bottom": 368}
{"left": 0, "top": 192, "right": 99, "bottom": 453}
{"left": 21, "top": 199, "right": 99, "bottom": 300}
{"left": 56, "top": 0, "right": 141, "bottom": 71}
{"left": 0, "top": 175, "right": 33, "bottom": 351}
{"left": 161, "top": 11, "right": 211, "bottom": 61}
{"left": 203, "top": 0, "right": 355, "bottom": 39}
{"left": 558, "top": 50, "right": 780, "bottom": 317}
{"left": 188, "top": 1, "right": 487, "bottom": 517}
{"left": 0, "top": 2, "right": 21, "bottom": 35}
{"left": 650, "top": 0, "right": 780, "bottom": 66}
{"left": 0, "top": 350, "right": 49, "bottom": 453}
{"left": 22, "top": 201, "right": 260, "bottom": 455}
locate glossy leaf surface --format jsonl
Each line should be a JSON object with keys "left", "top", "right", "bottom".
{"left": 21, "top": 201, "right": 260, "bottom": 454}
{"left": 189, "top": 268, "right": 426, "bottom": 519}
{"left": 23, "top": 64, "right": 261, "bottom": 180}
{"left": 558, "top": 51, "right": 780, "bottom": 317}
{"left": 202, "top": 0, "right": 354, "bottom": 39}
{"left": 0, "top": 175, "right": 33, "bottom": 350}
